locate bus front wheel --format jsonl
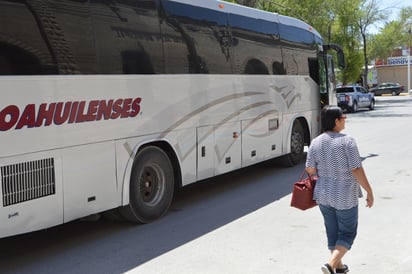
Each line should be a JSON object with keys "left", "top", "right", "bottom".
{"left": 279, "top": 120, "right": 304, "bottom": 167}
{"left": 120, "top": 146, "right": 174, "bottom": 223}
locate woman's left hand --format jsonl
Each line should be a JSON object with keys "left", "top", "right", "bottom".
{"left": 366, "top": 192, "right": 374, "bottom": 208}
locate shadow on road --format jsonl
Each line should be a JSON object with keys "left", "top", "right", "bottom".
{"left": 0, "top": 159, "right": 302, "bottom": 274}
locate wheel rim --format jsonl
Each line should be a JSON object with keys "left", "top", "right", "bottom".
{"left": 140, "top": 164, "right": 165, "bottom": 206}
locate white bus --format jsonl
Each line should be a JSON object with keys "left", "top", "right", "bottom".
{"left": 0, "top": 0, "right": 344, "bottom": 238}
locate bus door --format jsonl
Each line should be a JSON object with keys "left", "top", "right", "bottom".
{"left": 321, "top": 44, "right": 345, "bottom": 106}
{"left": 326, "top": 54, "right": 337, "bottom": 106}
{"left": 316, "top": 53, "right": 336, "bottom": 107}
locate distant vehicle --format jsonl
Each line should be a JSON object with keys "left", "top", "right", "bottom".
{"left": 336, "top": 85, "right": 375, "bottom": 113}
{"left": 369, "top": 82, "right": 404, "bottom": 96}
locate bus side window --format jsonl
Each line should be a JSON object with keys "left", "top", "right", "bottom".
{"left": 121, "top": 50, "right": 154, "bottom": 74}
{"left": 244, "top": 59, "right": 269, "bottom": 74}
{"left": 160, "top": 0, "right": 231, "bottom": 74}
{"left": 0, "top": 43, "right": 47, "bottom": 75}
{"left": 90, "top": 0, "right": 163, "bottom": 74}
{"left": 228, "top": 13, "right": 282, "bottom": 75}
{"left": 0, "top": 2, "right": 57, "bottom": 75}
{"left": 272, "top": 61, "right": 286, "bottom": 75}
{"left": 45, "top": 1, "right": 95, "bottom": 74}
{"left": 278, "top": 22, "right": 316, "bottom": 76}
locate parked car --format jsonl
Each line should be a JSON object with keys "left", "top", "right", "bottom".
{"left": 369, "top": 82, "right": 404, "bottom": 96}
{"left": 336, "top": 85, "right": 375, "bottom": 113}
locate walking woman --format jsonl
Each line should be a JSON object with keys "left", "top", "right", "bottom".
{"left": 305, "top": 106, "right": 374, "bottom": 274}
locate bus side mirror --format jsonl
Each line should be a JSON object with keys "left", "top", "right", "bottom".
{"left": 323, "top": 44, "right": 345, "bottom": 69}
{"left": 337, "top": 51, "right": 345, "bottom": 69}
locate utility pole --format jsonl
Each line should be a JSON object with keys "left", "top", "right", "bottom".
{"left": 408, "top": 28, "right": 411, "bottom": 94}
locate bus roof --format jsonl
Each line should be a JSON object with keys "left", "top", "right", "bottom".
{"left": 168, "top": 0, "right": 323, "bottom": 43}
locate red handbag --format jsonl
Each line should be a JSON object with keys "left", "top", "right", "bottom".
{"left": 290, "top": 171, "right": 317, "bottom": 210}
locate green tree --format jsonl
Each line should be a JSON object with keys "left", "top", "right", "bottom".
{"left": 369, "top": 21, "right": 403, "bottom": 60}
{"left": 354, "top": 0, "right": 386, "bottom": 87}
{"left": 368, "top": 7, "right": 412, "bottom": 62}
{"left": 333, "top": 0, "right": 363, "bottom": 84}
{"left": 400, "top": 7, "right": 412, "bottom": 50}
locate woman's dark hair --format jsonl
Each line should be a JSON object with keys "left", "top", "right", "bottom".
{"left": 321, "top": 106, "right": 343, "bottom": 131}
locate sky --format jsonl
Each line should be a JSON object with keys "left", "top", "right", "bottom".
{"left": 369, "top": 0, "right": 412, "bottom": 33}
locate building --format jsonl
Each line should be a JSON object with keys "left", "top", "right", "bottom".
{"left": 373, "top": 49, "right": 412, "bottom": 92}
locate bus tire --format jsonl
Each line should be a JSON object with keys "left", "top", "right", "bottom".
{"left": 279, "top": 120, "right": 304, "bottom": 167}
{"left": 120, "top": 146, "right": 174, "bottom": 223}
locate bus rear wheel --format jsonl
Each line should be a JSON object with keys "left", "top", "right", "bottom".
{"left": 120, "top": 146, "right": 174, "bottom": 223}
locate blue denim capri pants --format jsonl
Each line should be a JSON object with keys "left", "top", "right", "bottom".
{"left": 319, "top": 204, "right": 358, "bottom": 250}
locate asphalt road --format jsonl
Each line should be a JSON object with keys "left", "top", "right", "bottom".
{"left": 1, "top": 95, "right": 412, "bottom": 274}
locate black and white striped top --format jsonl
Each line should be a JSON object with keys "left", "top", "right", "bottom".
{"left": 306, "top": 132, "right": 363, "bottom": 210}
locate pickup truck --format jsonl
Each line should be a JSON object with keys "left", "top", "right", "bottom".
{"left": 336, "top": 85, "right": 375, "bottom": 113}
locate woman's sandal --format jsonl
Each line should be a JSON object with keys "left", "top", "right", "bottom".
{"left": 321, "top": 263, "right": 335, "bottom": 274}
{"left": 336, "top": 264, "right": 349, "bottom": 273}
